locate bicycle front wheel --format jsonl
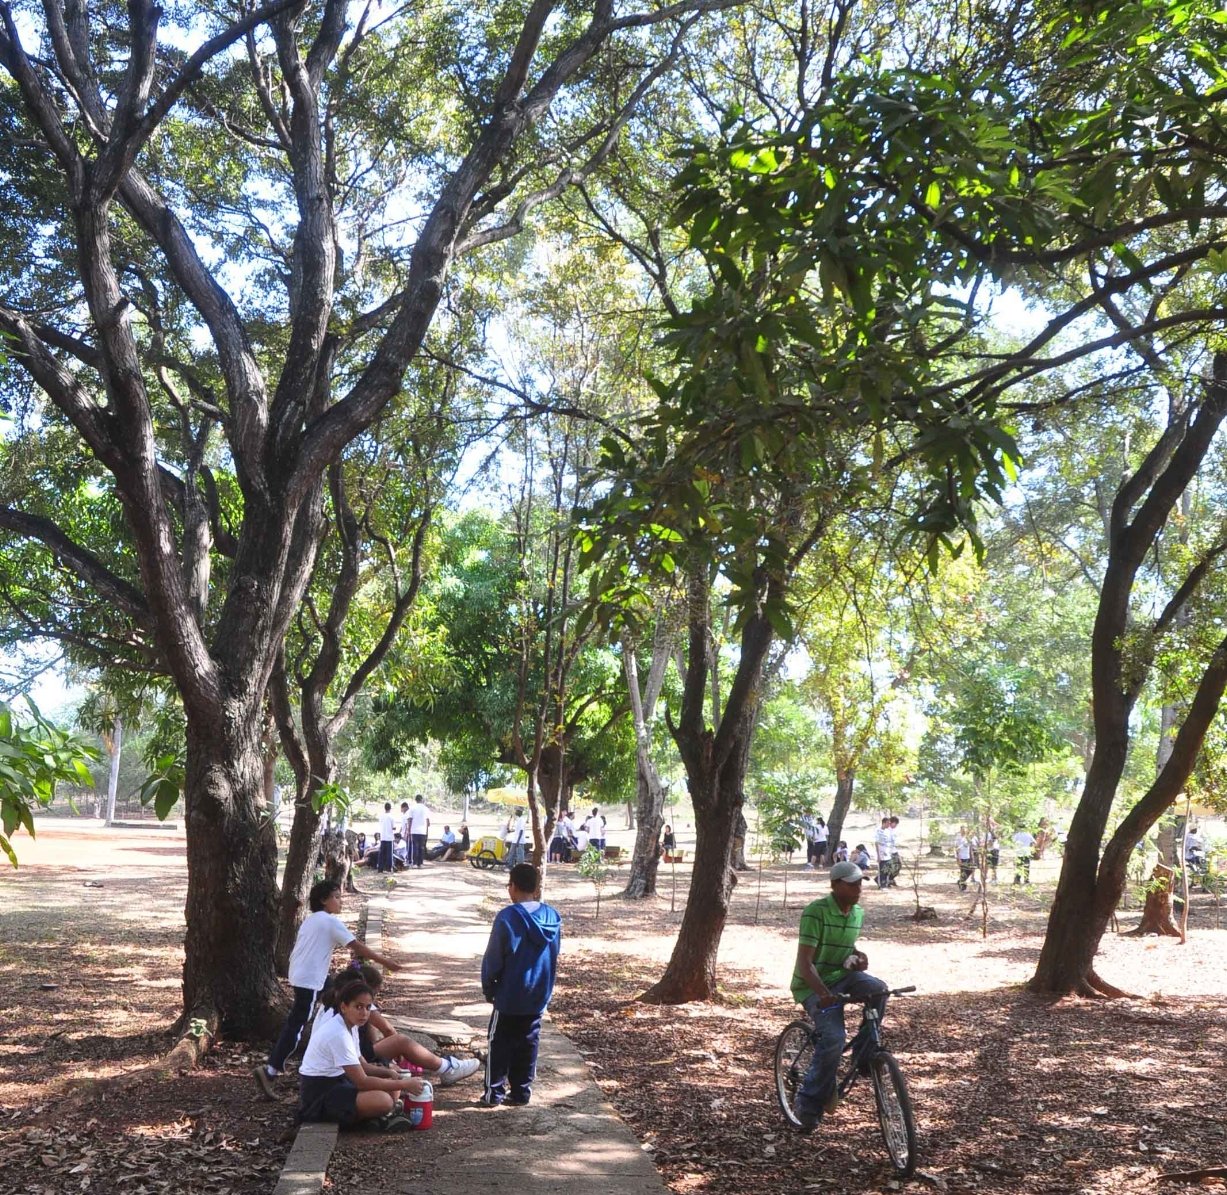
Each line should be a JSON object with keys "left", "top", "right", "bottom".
{"left": 774, "top": 1020, "right": 815, "bottom": 1128}
{"left": 870, "top": 1051, "right": 917, "bottom": 1177}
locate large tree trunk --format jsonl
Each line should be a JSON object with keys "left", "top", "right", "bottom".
{"left": 537, "top": 743, "right": 566, "bottom": 820}
{"left": 624, "top": 763, "right": 666, "bottom": 898}
{"left": 639, "top": 770, "right": 743, "bottom": 1003}
{"left": 1030, "top": 740, "right": 1129, "bottom": 994}
{"left": 181, "top": 722, "right": 283, "bottom": 1037}
{"left": 824, "top": 769, "right": 856, "bottom": 867}
{"left": 639, "top": 566, "right": 768, "bottom": 1003}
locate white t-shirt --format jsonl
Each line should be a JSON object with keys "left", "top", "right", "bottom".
{"left": 510, "top": 813, "right": 526, "bottom": 844}
{"left": 379, "top": 810, "right": 395, "bottom": 839}
{"left": 875, "top": 827, "right": 893, "bottom": 862}
{"left": 586, "top": 815, "right": 605, "bottom": 839}
{"left": 815, "top": 823, "right": 829, "bottom": 844}
{"left": 1013, "top": 830, "right": 1035, "bottom": 852}
{"left": 409, "top": 802, "right": 429, "bottom": 833}
{"left": 287, "top": 910, "right": 355, "bottom": 990}
{"left": 299, "top": 1009, "right": 362, "bottom": 1078}
{"left": 400, "top": 810, "right": 412, "bottom": 839}
{"left": 956, "top": 835, "right": 971, "bottom": 862}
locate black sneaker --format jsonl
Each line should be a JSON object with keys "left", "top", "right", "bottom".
{"left": 370, "top": 1111, "right": 414, "bottom": 1133}
{"left": 252, "top": 1065, "right": 279, "bottom": 1100}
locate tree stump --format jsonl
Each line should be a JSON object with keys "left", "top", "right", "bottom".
{"left": 1123, "top": 862, "right": 1182, "bottom": 937}
{"left": 323, "top": 828, "right": 359, "bottom": 895}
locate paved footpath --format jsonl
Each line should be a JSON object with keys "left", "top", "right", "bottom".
{"left": 330, "top": 866, "right": 665, "bottom": 1195}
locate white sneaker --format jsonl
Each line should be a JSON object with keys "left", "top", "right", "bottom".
{"left": 433, "top": 1056, "right": 481, "bottom": 1086}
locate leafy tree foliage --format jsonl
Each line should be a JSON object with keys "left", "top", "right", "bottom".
{"left": 0, "top": 700, "right": 98, "bottom": 866}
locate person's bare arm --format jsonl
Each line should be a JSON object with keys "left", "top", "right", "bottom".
{"left": 349, "top": 938, "right": 398, "bottom": 971}
{"left": 343, "top": 1061, "right": 402, "bottom": 1092}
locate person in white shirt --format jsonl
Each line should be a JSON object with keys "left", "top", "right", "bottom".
{"left": 585, "top": 807, "right": 606, "bottom": 853}
{"left": 1012, "top": 827, "right": 1036, "bottom": 885}
{"left": 874, "top": 818, "right": 894, "bottom": 889}
{"left": 254, "top": 879, "right": 398, "bottom": 1099}
{"left": 297, "top": 973, "right": 423, "bottom": 1131}
{"left": 378, "top": 802, "right": 396, "bottom": 872}
{"left": 399, "top": 801, "right": 412, "bottom": 858}
{"left": 506, "top": 810, "right": 528, "bottom": 868}
{"left": 409, "top": 795, "right": 430, "bottom": 867}
{"left": 955, "top": 827, "right": 974, "bottom": 891}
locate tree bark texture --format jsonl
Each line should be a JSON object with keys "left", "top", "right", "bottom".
{"left": 181, "top": 721, "right": 282, "bottom": 1037}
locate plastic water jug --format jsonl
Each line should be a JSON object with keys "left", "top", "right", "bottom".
{"left": 406, "top": 1079, "right": 433, "bottom": 1129}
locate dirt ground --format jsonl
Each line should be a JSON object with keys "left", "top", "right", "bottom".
{"left": 1, "top": 819, "right": 1224, "bottom": 1195}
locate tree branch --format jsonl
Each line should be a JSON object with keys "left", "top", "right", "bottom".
{"left": 0, "top": 507, "right": 151, "bottom": 626}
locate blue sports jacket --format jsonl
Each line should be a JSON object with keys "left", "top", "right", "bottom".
{"left": 481, "top": 900, "right": 562, "bottom": 1015}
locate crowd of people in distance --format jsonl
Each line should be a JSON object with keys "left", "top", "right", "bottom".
{"left": 798, "top": 807, "right": 1076, "bottom": 893}
{"left": 255, "top": 862, "right": 561, "bottom": 1132}
{"left": 357, "top": 795, "right": 471, "bottom": 872}
{"left": 546, "top": 807, "right": 607, "bottom": 863}
{"left": 355, "top": 800, "right": 622, "bottom": 872}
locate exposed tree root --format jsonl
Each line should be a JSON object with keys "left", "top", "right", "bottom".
{"left": 64, "top": 1010, "right": 219, "bottom": 1108}
{"left": 1085, "top": 968, "right": 1134, "bottom": 999}
{"left": 1157, "top": 1167, "right": 1227, "bottom": 1183}
{"left": 638, "top": 976, "right": 715, "bottom": 1005}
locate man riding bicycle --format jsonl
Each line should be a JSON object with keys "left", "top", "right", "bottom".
{"left": 790, "top": 860, "right": 889, "bottom": 1132}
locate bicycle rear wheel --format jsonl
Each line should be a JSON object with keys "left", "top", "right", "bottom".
{"left": 870, "top": 1051, "right": 917, "bottom": 1177}
{"left": 774, "top": 1020, "right": 815, "bottom": 1128}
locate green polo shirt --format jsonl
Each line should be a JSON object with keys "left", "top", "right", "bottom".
{"left": 790, "top": 893, "right": 863, "bottom": 1002}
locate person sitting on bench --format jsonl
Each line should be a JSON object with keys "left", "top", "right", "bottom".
{"left": 426, "top": 825, "right": 458, "bottom": 861}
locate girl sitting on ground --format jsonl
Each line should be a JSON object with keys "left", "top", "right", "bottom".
{"left": 298, "top": 975, "right": 422, "bottom": 1132}
{"left": 323, "top": 962, "right": 480, "bottom": 1087}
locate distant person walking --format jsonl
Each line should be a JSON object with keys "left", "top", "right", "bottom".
{"left": 585, "top": 808, "right": 605, "bottom": 854}
{"left": 955, "top": 827, "right": 974, "bottom": 891}
{"left": 409, "top": 794, "right": 430, "bottom": 868}
{"left": 378, "top": 803, "right": 395, "bottom": 873}
{"left": 1012, "top": 826, "right": 1036, "bottom": 885}
{"left": 874, "top": 817, "right": 894, "bottom": 889}
{"left": 506, "top": 808, "right": 528, "bottom": 869}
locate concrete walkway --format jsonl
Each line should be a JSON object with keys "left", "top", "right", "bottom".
{"left": 328, "top": 865, "right": 665, "bottom": 1195}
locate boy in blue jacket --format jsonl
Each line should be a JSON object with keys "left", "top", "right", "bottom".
{"left": 480, "top": 862, "right": 562, "bottom": 1106}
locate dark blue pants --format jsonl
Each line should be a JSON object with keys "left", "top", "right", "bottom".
{"left": 378, "top": 840, "right": 394, "bottom": 872}
{"left": 269, "top": 985, "right": 319, "bottom": 1073}
{"left": 411, "top": 834, "right": 427, "bottom": 866}
{"left": 485, "top": 1009, "right": 541, "bottom": 1104}
{"left": 795, "top": 972, "right": 889, "bottom": 1125}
